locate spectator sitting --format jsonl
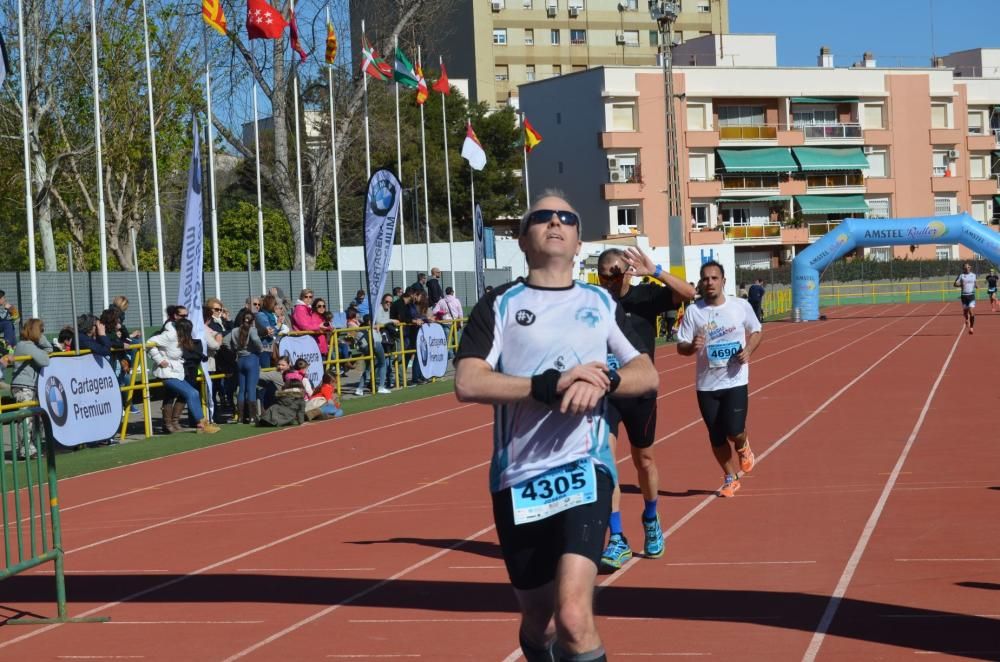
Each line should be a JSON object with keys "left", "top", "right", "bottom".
{"left": 259, "top": 354, "right": 290, "bottom": 409}
{"left": 258, "top": 378, "right": 306, "bottom": 427}
{"left": 0, "top": 290, "right": 20, "bottom": 352}
{"left": 282, "top": 358, "right": 315, "bottom": 397}
{"left": 110, "top": 295, "right": 143, "bottom": 342}
{"left": 76, "top": 313, "right": 113, "bottom": 359}
{"left": 350, "top": 289, "right": 370, "bottom": 318}
{"left": 10, "top": 319, "right": 52, "bottom": 458}
{"left": 309, "top": 372, "right": 344, "bottom": 419}
{"left": 147, "top": 318, "right": 220, "bottom": 434}
{"left": 52, "top": 327, "right": 74, "bottom": 352}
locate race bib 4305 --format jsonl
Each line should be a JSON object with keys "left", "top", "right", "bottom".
{"left": 511, "top": 459, "right": 597, "bottom": 525}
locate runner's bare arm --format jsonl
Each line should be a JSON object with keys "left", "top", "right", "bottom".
{"left": 737, "top": 331, "right": 762, "bottom": 364}
{"left": 455, "top": 359, "right": 611, "bottom": 405}
{"left": 623, "top": 247, "right": 696, "bottom": 305}
{"left": 612, "top": 353, "right": 658, "bottom": 398}
{"left": 677, "top": 334, "right": 705, "bottom": 356}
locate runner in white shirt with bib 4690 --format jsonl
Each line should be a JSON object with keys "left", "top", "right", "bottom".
{"left": 677, "top": 260, "right": 762, "bottom": 498}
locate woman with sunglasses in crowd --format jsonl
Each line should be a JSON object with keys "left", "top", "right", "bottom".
{"left": 255, "top": 294, "right": 279, "bottom": 369}
{"left": 225, "top": 310, "right": 263, "bottom": 424}
{"left": 148, "top": 318, "right": 220, "bottom": 434}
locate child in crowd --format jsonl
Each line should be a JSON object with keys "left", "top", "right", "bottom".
{"left": 281, "top": 358, "right": 315, "bottom": 397}
{"left": 308, "top": 372, "right": 344, "bottom": 419}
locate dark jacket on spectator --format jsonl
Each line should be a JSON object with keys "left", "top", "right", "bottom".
{"left": 258, "top": 388, "right": 305, "bottom": 426}
{"left": 427, "top": 277, "right": 443, "bottom": 306}
{"left": 78, "top": 333, "right": 113, "bottom": 358}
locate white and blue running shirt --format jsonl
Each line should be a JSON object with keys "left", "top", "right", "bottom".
{"left": 958, "top": 272, "right": 976, "bottom": 295}
{"left": 456, "top": 280, "right": 642, "bottom": 492}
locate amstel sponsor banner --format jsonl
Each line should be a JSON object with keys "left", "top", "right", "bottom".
{"left": 416, "top": 323, "right": 448, "bottom": 378}
{"left": 37, "top": 355, "right": 122, "bottom": 446}
{"left": 278, "top": 335, "right": 325, "bottom": 388}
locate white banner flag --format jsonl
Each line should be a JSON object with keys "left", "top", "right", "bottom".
{"left": 277, "top": 335, "right": 325, "bottom": 388}
{"left": 37, "top": 355, "right": 122, "bottom": 447}
{"left": 363, "top": 168, "right": 402, "bottom": 313}
{"left": 416, "top": 323, "right": 448, "bottom": 378}
{"left": 473, "top": 203, "right": 485, "bottom": 299}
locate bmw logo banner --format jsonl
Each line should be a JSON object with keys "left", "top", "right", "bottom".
{"left": 36, "top": 355, "right": 123, "bottom": 446}
{"left": 362, "top": 168, "right": 402, "bottom": 317}
{"left": 415, "top": 323, "right": 449, "bottom": 379}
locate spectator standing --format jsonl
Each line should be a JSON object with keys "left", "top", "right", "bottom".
{"left": 351, "top": 289, "right": 370, "bottom": 318}
{"left": 10, "top": 319, "right": 52, "bottom": 458}
{"left": 292, "top": 291, "right": 333, "bottom": 358}
{"left": 409, "top": 272, "right": 428, "bottom": 295}
{"left": 147, "top": 318, "right": 220, "bottom": 434}
{"left": 225, "top": 311, "right": 263, "bottom": 424}
{"left": 405, "top": 289, "right": 431, "bottom": 385}
{"left": 205, "top": 297, "right": 236, "bottom": 421}
{"left": 432, "top": 286, "right": 464, "bottom": 322}
{"left": 747, "top": 279, "right": 765, "bottom": 322}
{"left": 274, "top": 303, "right": 291, "bottom": 337}
{"left": 255, "top": 294, "right": 278, "bottom": 368}
{"left": 738, "top": 283, "right": 748, "bottom": 299}
{"left": 426, "top": 268, "right": 444, "bottom": 306}
{"left": 356, "top": 294, "right": 392, "bottom": 395}
{"left": 0, "top": 290, "right": 19, "bottom": 352}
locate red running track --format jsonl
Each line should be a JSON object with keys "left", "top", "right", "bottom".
{"left": 1, "top": 303, "right": 998, "bottom": 661}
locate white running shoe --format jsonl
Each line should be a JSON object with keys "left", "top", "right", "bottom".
{"left": 354, "top": 386, "right": 364, "bottom": 396}
{"left": 377, "top": 387, "right": 392, "bottom": 394}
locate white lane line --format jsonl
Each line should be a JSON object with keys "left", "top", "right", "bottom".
{"left": 348, "top": 618, "right": 519, "bottom": 623}
{"left": 663, "top": 561, "right": 816, "bottom": 567}
{"left": 502, "top": 305, "right": 944, "bottom": 662}
{"left": 64, "top": 423, "right": 490, "bottom": 556}
{"left": 327, "top": 655, "right": 421, "bottom": 659}
{"left": 235, "top": 567, "right": 376, "bottom": 572}
{"left": 58, "top": 403, "right": 480, "bottom": 515}
{"left": 801, "top": 320, "right": 963, "bottom": 662}
{"left": 0, "top": 464, "right": 491, "bottom": 652}
{"left": 220, "top": 524, "right": 497, "bottom": 661}
{"left": 895, "top": 558, "right": 1000, "bottom": 562}
{"left": 106, "top": 621, "right": 265, "bottom": 625}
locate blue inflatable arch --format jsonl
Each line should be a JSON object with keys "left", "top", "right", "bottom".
{"left": 792, "top": 213, "right": 1000, "bottom": 321}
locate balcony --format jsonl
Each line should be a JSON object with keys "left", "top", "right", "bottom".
{"left": 808, "top": 220, "right": 842, "bottom": 238}
{"left": 805, "top": 172, "right": 865, "bottom": 191}
{"left": 969, "top": 175, "right": 1000, "bottom": 196}
{"left": 600, "top": 132, "right": 644, "bottom": 149}
{"left": 687, "top": 229, "right": 725, "bottom": 245}
{"left": 602, "top": 182, "right": 643, "bottom": 199}
{"left": 796, "top": 122, "right": 863, "bottom": 142}
{"left": 688, "top": 179, "right": 722, "bottom": 198}
{"left": 685, "top": 130, "right": 720, "bottom": 148}
{"left": 719, "top": 125, "right": 778, "bottom": 142}
{"left": 931, "top": 175, "right": 963, "bottom": 193}
{"left": 722, "top": 224, "right": 781, "bottom": 241}
{"left": 720, "top": 175, "right": 781, "bottom": 192}
{"left": 966, "top": 132, "right": 998, "bottom": 151}
{"left": 781, "top": 226, "right": 809, "bottom": 244}
{"left": 929, "top": 127, "right": 963, "bottom": 145}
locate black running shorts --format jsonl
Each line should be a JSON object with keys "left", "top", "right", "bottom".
{"left": 606, "top": 395, "right": 658, "bottom": 449}
{"left": 491, "top": 468, "right": 613, "bottom": 591}
{"left": 960, "top": 293, "right": 976, "bottom": 308}
{"left": 696, "top": 385, "right": 749, "bottom": 447}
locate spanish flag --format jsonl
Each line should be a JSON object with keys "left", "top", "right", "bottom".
{"left": 524, "top": 117, "right": 542, "bottom": 153}
{"left": 325, "top": 21, "right": 338, "bottom": 65}
{"left": 415, "top": 64, "right": 429, "bottom": 105}
{"left": 202, "top": 0, "right": 227, "bottom": 35}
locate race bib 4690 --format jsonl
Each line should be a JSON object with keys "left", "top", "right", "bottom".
{"left": 707, "top": 341, "right": 741, "bottom": 369}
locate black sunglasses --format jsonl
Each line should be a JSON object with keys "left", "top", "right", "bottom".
{"left": 525, "top": 209, "right": 579, "bottom": 228}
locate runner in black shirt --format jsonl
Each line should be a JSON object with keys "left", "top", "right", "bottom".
{"left": 597, "top": 247, "right": 695, "bottom": 568}
{"left": 986, "top": 269, "right": 998, "bottom": 312}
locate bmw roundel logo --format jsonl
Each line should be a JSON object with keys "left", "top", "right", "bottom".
{"left": 369, "top": 178, "right": 396, "bottom": 216}
{"left": 418, "top": 333, "right": 429, "bottom": 364}
{"left": 515, "top": 309, "right": 536, "bottom": 326}
{"left": 45, "top": 376, "right": 69, "bottom": 426}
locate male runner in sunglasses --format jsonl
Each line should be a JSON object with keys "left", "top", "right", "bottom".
{"left": 597, "top": 247, "right": 694, "bottom": 569}
{"left": 456, "top": 191, "right": 658, "bottom": 662}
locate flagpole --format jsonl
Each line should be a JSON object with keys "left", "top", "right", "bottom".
{"left": 290, "top": 0, "right": 308, "bottom": 288}
{"left": 202, "top": 28, "right": 221, "bottom": 299}
{"left": 418, "top": 47, "right": 431, "bottom": 272}
{"left": 393, "top": 34, "right": 408, "bottom": 286}
{"left": 130, "top": 228, "right": 152, "bottom": 437}
{"left": 362, "top": 20, "right": 371, "bottom": 179}
{"left": 439, "top": 56, "right": 455, "bottom": 290}
{"left": 521, "top": 112, "right": 531, "bottom": 206}
{"left": 252, "top": 80, "right": 267, "bottom": 295}
{"left": 15, "top": 0, "right": 37, "bottom": 316}
{"left": 89, "top": 0, "right": 109, "bottom": 308}
{"left": 470, "top": 166, "right": 478, "bottom": 296}
{"left": 326, "top": 7, "right": 344, "bottom": 311}
{"left": 140, "top": 0, "right": 168, "bottom": 317}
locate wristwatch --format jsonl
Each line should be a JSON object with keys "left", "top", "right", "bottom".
{"left": 653, "top": 264, "right": 663, "bottom": 280}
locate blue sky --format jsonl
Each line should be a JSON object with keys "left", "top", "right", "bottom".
{"left": 730, "top": 0, "right": 998, "bottom": 67}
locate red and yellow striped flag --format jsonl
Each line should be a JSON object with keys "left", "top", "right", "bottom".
{"left": 202, "top": 0, "right": 227, "bottom": 35}
{"left": 524, "top": 117, "right": 542, "bottom": 153}
{"left": 325, "top": 22, "right": 338, "bottom": 65}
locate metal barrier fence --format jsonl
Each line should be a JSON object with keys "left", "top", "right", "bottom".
{"left": 0, "top": 408, "right": 107, "bottom": 624}
{"left": 817, "top": 279, "right": 969, "bottom": 306}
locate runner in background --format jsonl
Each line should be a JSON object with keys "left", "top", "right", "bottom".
{"left": 985, "top": 268, "right": 998, "bottom": 313}
{"left": 954, "top": 263, "right": 977, "bottom": 335}
{"left": 597, "top": 247, "right": 694, "bottom": 570}
{"left": 677, "top": 261, "right": 762, "bottom": 498}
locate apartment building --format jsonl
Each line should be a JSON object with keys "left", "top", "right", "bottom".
{"left": 519, "top": 35, "right": 1000, "bottom": 266}
{"left": 350, "top": 0, "right": 728, "bottom": 107}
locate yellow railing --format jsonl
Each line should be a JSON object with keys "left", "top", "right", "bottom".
{"left": 723, "top": 224, "right": 782, "bottom": 241}
{"left": 817, "top": 279, "right": 969, "bottom": 306}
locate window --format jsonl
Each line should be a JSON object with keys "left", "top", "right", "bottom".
{"left": 617, "top": 206, "right": 639, "bottom": 232}
{"left": 718, "top": 105, "right": 765, "bottom": 126}
{"left": 523, "top": 0, "right": 532, "bottom": 7}
{"left": 494, "top": 64, "right": 509, "bottom": 81}
{"left": 970, "top": 155, "right": 988, "bottom": 179}
{"left": 493, "top": 28, "right": 508, "bottom": 45}
{"left": 524, "top": 28, "right": 534, "bottom": 45}
{"left": 935, "top": 245, "right": 952, "bottom": 261}
{"left": 696, "top": 1, "right": 710, "bottom": 12}
{"left": 623, "top": 0, "right": 637, "bottom": 8}
{"left": 934, "top": 196, "right": 954, "bottom": 216}
{"left": 686, "top": 103, "right": 707, "bottom": 130}
{"left": 932, "top": 150, "right": 948, "bottom": 177}
{"left": 572, "top": 64, "right": 586, "bottom": 73}
{"left": 971, "top": 200, "right": 989, "bottom": 223}
{"left": 623, "top": 30, "right": 639, "bottom": 47}
{"left": 792, "top": 108, "right": 837, "bottom": 126}
{"left": 616, "top": 154, "right": 638, "bottom": 181}
{"left": 863, "top": 103, "right": 884, "bottom": 129}
{"left": 968, "top": 110, "right": 985, "bottom": 134}
{"left": 688, "top": 154, "right": 708, "bottom": 180}
{"left": 931, "top": 103, "right": 948, "bottom": 129}
{"left": 691, "top": 204, "right": 709, "bottom": 229}
{"left": 721, "top": 207, "right": 751, "bottom": 225}
{"left": 568, "top": 0, "right": 584, "bottom": 9}
{"left": 525, "top": 64, "right": 536, "bottom": 81}
{"left": 552, "top": 64, "right": 562, "bottom": 77}
{"left": 866, "top": 197, "right": 890, "bottom": 219}
{"left": 868, "top": 247, "right": 892, "bottom": 262}
{"left": 648, "top": 30, "right": 659, "bottom": 46}
{"left": 866, "top": 150, "right": 888, "bottom": 178}
{"left": 611, "top": 103, "right": 636, "bottom": 131}
{"left": 550, "top": 29, "right": 560, "bottom": 45}
{"left": 570, "top": 29, "right": 586, "bottom": 45}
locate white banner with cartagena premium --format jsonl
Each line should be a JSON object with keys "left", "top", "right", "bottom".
{"left": 36, "top": 355, "right": 122, "bottom": 447}
{"left": 415, "top": 323, "right": 449, "bottom": 379}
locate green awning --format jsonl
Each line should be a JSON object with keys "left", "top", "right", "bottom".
{"left": 792, "top": 147, "right": 870, "bottom": 171}
{"left": 716, "top": 147, "right": 797, "bottom": 173}
{"left": 791, "top": 96, "right": 860, "bottom": 104}
{"left": 795, "top": 194, "right": 869, "bottom": 215}
{"left": 716, "top": 196, "right": 790, "bottom": 203}
{"left": 994, "top": 195, "right": 1000, "bottom": 207}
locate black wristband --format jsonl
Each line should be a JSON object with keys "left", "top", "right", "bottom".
{"left": 531, "top": 369, "right": 562, "bottom": 406}
{"left": 606, "top": 369, "right": 621, "bottom": 394}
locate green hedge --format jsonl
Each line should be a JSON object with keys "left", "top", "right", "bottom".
{"left": 738, "top": 258, "right": 998, "bottom": 286}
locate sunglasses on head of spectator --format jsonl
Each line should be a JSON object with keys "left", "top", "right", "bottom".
{"left": 524, "top": 209, "right": 580, "bottom": 229}
{"left": 211, "top": 307, "right": 223, "bottom": 312}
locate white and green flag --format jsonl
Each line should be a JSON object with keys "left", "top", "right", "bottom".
{"left": 393, "top": 47, "right": 419, "bottom": 89}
